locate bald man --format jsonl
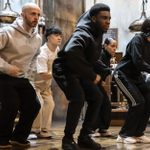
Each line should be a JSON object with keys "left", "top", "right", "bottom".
{"left": 0, "top": 2, "right": 42, "bottom": 148}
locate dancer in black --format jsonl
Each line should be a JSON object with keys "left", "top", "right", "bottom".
{"left": 113, "top": 18, "right": 150, "bottom": 144}
{"left": 53, "top": 3, "right": 111, "bottom": 150}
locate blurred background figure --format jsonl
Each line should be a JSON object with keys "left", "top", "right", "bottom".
{"left": 102, "top": 38, "right": 118, "bottom": 103}
{"left": 91, "top": 38, "right": 117, "bottom": 138}
{"left": 101, "top": 38, "right": 117, "bottom": 67}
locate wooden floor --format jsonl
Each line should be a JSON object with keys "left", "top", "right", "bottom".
{"left": 11, "top": 121, "right": 150, "bottom": 150}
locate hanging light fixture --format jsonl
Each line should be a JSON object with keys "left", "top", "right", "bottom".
{"left": 0, "top": 0, "right": 19, "bottom": 24}
{"left": 36, "top": 0, "right": 46, "bottom": 35}
{"left": 129, "top": 0, "right": 147, "bottom": 32}
{"left": 38, "top": 16, "right": 46, "bottom": 35}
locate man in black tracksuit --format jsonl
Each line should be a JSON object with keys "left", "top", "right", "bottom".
{"left": 52, "top": 3, "right": 111, "bottom": 150}
{"left": 113, "top": 18, "right": 150, "bottom": 144}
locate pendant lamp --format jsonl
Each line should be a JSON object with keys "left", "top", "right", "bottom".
{"left": 0, "top": 0, "right": 19, "bottom": 24}
{"left": 129, "top": 0, "right": 147, "bottom": 32}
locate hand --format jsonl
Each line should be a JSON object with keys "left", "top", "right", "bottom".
{"left": 94, "top": 74, "right": 101, "bottom": 84}
{"left": 6, "top": 65, "right": 22, "bottom": 77}
{"left": 38, "top": 73, "right": 52, "bottom": 80}
{"left": 101, "top": 81, "right": 106, "bottom": 86}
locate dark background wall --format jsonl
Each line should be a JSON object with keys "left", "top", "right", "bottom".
{"left": 43, "top": 0, "right": 85, "bottom": 120}
{"left": 43, "top": 0, "right": 84, "bottom": 46}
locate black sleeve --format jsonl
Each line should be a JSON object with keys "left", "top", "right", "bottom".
{"left": 129, "top": 36, "right": 150, "bottom": 73}
{"left": 94, "top": 59, "right": 111, "bottom": 81}
{"left": 64, "top": 30, "right": 96, "bottom": 81}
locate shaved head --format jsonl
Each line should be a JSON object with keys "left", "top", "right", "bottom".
{"left": 22, "top": 2, "right": 40, "bottom": 13}
{"left": 21, "top": 2, "right": 41, "bottom": 31}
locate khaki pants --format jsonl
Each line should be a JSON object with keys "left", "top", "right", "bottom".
{"left": 32, "top": 82, "right": 55, "bottom": 135}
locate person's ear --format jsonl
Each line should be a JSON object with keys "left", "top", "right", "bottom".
{"left": 21, "top": 12, "right": 23, "bottom": 17}
{"left": 147, "top": 37, "right": 150, "bottom": 42}
{"left": 104, "top": 43, "right": 107, "bottom": 48}
{"left": 91, "top": 16, "right": 96, "bottom": 22}
{"left": 21, "top": 12, "right": 25, "bottom": 18}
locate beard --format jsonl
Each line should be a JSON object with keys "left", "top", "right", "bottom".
{"left": 24, "top": 16, "right": 38, "bottom": 28}
{"left": 94, "top": 22, "right": 104, "bottom": 34}
{"left": 94, "top": 21, "right": 109, "bottom": 34}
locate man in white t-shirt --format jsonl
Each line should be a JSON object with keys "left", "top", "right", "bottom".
{"left": 31, "top": 27, "right": 62, "bottom": 138}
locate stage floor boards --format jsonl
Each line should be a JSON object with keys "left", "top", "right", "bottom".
{"left": 12, "top": 121, "right": 150, "bottom": 150}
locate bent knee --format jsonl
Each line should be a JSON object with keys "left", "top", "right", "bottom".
{"left": 69, "top": 98, "right": 85, "bottom": 108}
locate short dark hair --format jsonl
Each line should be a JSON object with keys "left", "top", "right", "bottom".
{"left": 45, "top": 26, "right": 62, "bottom": 40}
{"left": 141, "top": 17, "right": 150, "bottom": 37}
{"left": 89, "top": 3, "right": 110, "bottom": 17}
{"left": 104, "top": 37, "right": 116, "bottom": 45}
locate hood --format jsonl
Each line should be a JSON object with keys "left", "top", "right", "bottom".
{"left": 11, "top": 17, "right": 38, "bottom": 38}
{"left": 76, "top": 10, "right": 103, "bottom": 38}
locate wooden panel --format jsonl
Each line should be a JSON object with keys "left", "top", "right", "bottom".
{"left": 43, "top": 0, "right": 84, "bottom": 46}
{"left": 42, "top": 0, "right": 85, "bottom": 120}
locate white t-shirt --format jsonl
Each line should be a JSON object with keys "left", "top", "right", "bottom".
{"left": 34, "top": 43, "right": 59, "bottom": 89}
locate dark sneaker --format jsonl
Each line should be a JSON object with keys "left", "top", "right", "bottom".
{"left": 78, "top": 135, "right": 101, "bottom": 150}
{"left": 0, "top": 142, "right": 12, "bottom": 149}
{"left": 62, "top": 137, "right": 79, "bottom": 150}
{"left": 10, "top": 139, "right": 30, "bottom": 147}
{"left": 99, "top": 130, "right": 112, "bottom": 137}
{"left": 90, "top": 130, "right": 113, "bottom": 138}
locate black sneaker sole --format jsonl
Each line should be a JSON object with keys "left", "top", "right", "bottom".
{"left": 79, "top": 145, "right": 101, "bottom": 150}
{"left": 78, "top": 142, "right": 102, "bottom": 150}
{"left": 10, "top": 140, "right": 30, "bottom": 147}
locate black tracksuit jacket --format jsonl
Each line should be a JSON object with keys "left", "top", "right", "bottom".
{"left": 115, "top": 33, "right": 150, "bottom": 80}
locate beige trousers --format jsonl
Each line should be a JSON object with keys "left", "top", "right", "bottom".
{"left": 32, "top": 84, "right": 55, "bottom": 134}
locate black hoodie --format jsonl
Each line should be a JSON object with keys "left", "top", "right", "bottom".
{"left": 58, "top": 9, "right": 110, "bottom": 81}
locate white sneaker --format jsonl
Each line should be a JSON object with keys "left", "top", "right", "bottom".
{"left": 136, "top": 135, "right": 150, "bottom": 143}
{"left": 90, "top": 130, "right": 112, "bottom": 137}
{"left": 116, "top": 135, "right": 137, "bottom": 144}
{"left": 90, "top": 132, "right": 101, "bottom": 137}
{"left": 28, "top": 133, "right": 38, "bottom": 140}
